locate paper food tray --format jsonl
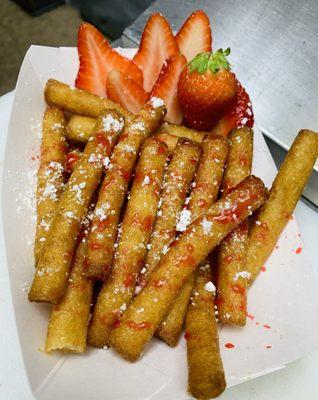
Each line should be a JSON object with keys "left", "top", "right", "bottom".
{"left": 2, "top": 45, "right": 318, "bottom": 400}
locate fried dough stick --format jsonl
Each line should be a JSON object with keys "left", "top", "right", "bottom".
{"left": 247, "top": 129, "right": 318, "bottom": 284}
{"left": 217, "top": 127, "right": 253, "bottom": 326}
{"left": 137, "top": 138, "right": 202, "bottom": 288}
{"left": 88, "top": 139, "right": 168, "bottom": 347}
{"left": 65, "top": 114, "right": 185, "bottom": 154}
{"left": 85, "top": 99, "right": 166, "bottom": 281}
{"left": 158, "top": 122, "right": 206, "bottom": 143}
{"left": 45, "top": 233, "right": 92, "bottom": 353}
{"left": 66, "top": 117, "right": 206, "bottom": 146}
{"left": 45, "top": 79, "right": 132, "bottom": 121}
{"left": 28, "top": 110, "right": 125, "bottom": 304}
{"left": 37, "top": 144, "right": 81, "bottom": 263}
{"left": 67, "top": 115, "right": 96, "bottom": 143}
{"left": 109, "top": 176, "right": 266, "bottom": 361}
{"left": 35, "top": 106, "right": 68, "bottom": 265}
{"left": 186, "top": 264, "right": 226, "bottom": 399}
{"left": 157, "top": 135, "right": 229, "bottom": 346}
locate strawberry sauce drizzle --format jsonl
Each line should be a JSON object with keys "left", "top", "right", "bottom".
{"left": 212, "top": 191, "right": 257, "bottom": 224}
{"left": 124, "top": 274, "right": 134, "bottom": 287}
{"left": 113, "top": 319, "right": 121, "bottom": 328}
{"left": 184, "top": 331, "right": 191, "bottom": 340}
{"left": 198, "top": 198, "right": 207, "bottom": 208}
{"left": 186, "top": 244, "right": 194, "bottom": 252}
{"left": 90, "top": 242, "right": 101, "bottom": 250}
{"left": 96, "top": 132, "right": 110, "bottom": 148}
{"left": 157, "top": 144, "right": 167, "bottom": 155}
{"left": 65, "top": 151, "right": 80, "bottom": 173}
{"left": 143, "top": 215, "right": 153, "bottom": 231}
{"left": 126, "top": 320, "right": 151, "bottom": 330}
{"left": 246, "top": 312, "right": 255, "bottom": 321}
{"left": 231, "top": 284, "right": 246, "bottom": 296}
{"left": 224, "top": 254, "right": 233, "bottom": 263}
{"left": 96, "top": 216, "right": 112, "bottom": 231}
{"left": 152, "top": 279, "right": 167, "bottom": 288}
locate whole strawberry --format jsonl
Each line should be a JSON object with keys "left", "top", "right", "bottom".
{"left": 178, "top": 49, "right": 237, "bottom": 130}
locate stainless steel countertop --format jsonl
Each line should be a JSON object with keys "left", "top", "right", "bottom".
{"left": 122, "top": 0, "right": 318, "bottom": 206}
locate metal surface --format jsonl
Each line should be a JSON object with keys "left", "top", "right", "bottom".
{"left": 123, "top": 0, "right": 318, "bottom": 206}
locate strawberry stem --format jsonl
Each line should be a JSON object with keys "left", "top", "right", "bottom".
{"left": 189, "top": 48, "right": 231, "bottom": 74}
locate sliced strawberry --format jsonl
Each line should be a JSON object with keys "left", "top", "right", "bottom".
{"left": 75, "top": 23, "right": 142, "bottom": 97}
{"left": 176, "top": 10, "right": 212, "bottom": 62}
{"left": 75, "top": 22, "right": 110, "bottom": 97}
{"left": 151, "top": 54, "right": 187, "bottom": 124}
{"left": 212, "top": 79, "right": 254, "bottom": 136}
{"left": 133, "top": 13, "right": 179, "bottom": 92}
{"left": 106, "top": 70, "right": 148, "bottom": 114}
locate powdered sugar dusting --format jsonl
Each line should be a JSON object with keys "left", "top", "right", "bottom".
{"left": 38, "top": 161, "right": 64, "bottom": 203}
{"left": 202, "top": 218, "right": 213, "bottom": 235}
{"left": 122, "top": 144, "right": 135, "bottom": 153}
{"left": 162, "top": 245, "right": 169, "bottom": 255}
{"left": 130, "top": 121, "right": 145, "bottom": 131}
{"left": 51, "top": 122, "right": 63, "bottom": 131}
{"left": 233, "top": 271, "right": 251, "bottom": 281}
{"left": 176, "top": 209, "right": 192, "bottom": 232}
{"left": 42, "top": 184, "right": 58, "bottom": 201}
{"left": 142, "top": 175, "right": 150, "bottom": 186}
{"left": 102, "top": 115, "right": 124, "bottom": 132}
{"left": 71, "top": 182, "right": 86, "bottom": 203}
{"left": 150, "top": 97, "right": 164, "bottom": 108}
{"left": 205, "top": 281, "right": 216, "bottom": 293}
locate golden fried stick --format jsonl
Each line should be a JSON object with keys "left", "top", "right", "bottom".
{"left": 85, "top": 99, "right": 166, "bottom": 281}
{"left": 35, "top": 106, "right": 68, "bottom": 265}
{"left": 158, "top": 122, "right": 206, "bottom": 143}
{"left": 221, "top": 128, "right": 254, "bottom": 194}
{"left": 157, "top": 135, "right": 229, "bottom": 346}
{"left": 45, "top": 79, "right": 132, "bottom": 121}
{"left": 186, "top": 264, "right": 226, "bottom": 399}
{"left": 66, "top": 118, "right": 206, "bottom": 147}
{"left": 67, "top": 115, "right": 96, "bottom": 143}
{"left": 137, "top": 138, "right": 202, "bottom": 288}
{"left": 66, "top": 115, "right": 184, "bottom": 152}
{"left": 186, "top": 136, "right": 229, "bottom": 217}
{"left": 247, "top": 129, "right": 318, "bottom": 284}
{"left": 45, "top": 234, "right": 92, "bottom": 353}
{"left": 28, "top": 110, "right": 125, "bottom": 304}
{"left": 217, "top": 127, "right": 253, "bottom": 326}
{"left": 88, "top": 138, "right": 168, "bottom": 347}
{"left": 156, "top": 273, "right": 196, "bottom": 346}
{"left": 109, "top": 176, "right": 266, "bottom": 361}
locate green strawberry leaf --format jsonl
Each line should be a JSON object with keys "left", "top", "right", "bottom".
{"left": 189, "top": 48, "right": 231, "bottom": 74}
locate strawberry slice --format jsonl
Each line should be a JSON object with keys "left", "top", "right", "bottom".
{"left": 176, "top": 10, "right": 212, "bottom": 62}
{"left": 133, "top": 13, "right": 179, "bottom": 92}
{"left": 106, "top": 70, "right": 148, "bottom": 114}
{"left": 75, "top": 22, "right": 142, "bottom": 97}
{"left": 212, "top": 79, "right": 254, "bottom": 136}
{"left": 151, "top": 54, "right": 187, "bottom": 124}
